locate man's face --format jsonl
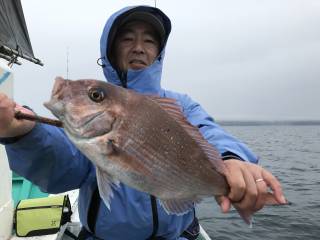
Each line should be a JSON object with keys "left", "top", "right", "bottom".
{"left": 113, "top": 21, "right": 160, "bottom": 71}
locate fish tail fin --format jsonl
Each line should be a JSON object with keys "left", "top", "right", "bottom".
{"left": 265, "top": 192, "right": 290, "bottom": 206}
{"left": 236, "top": 192, "right": 290, "bottom": 226}
{"left": 237, "top": 208, "right": 254, "bottom": 225}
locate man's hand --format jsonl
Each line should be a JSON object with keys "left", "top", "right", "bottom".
{"left": 0, "top": 93, "right": 35, "bottom": 138}
{"left": 216, "top": 159, "right": 287, "bottom": 223}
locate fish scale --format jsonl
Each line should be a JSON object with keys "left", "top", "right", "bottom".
{"left": 116, "top": 97, "right": 221, "bottom": 198}
{"left": 121, "top": 126, "right": 186, "bottom": 194}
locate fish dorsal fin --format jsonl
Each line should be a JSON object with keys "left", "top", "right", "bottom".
{"left": 147, "top": 96, "right": 185, "bottom": 122}
{"left": 148, "top": 96, "right": 225, "bottom": 174}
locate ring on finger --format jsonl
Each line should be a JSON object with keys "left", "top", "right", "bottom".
{"left": 255, "top": 178, "right": 264, "bottom": 183}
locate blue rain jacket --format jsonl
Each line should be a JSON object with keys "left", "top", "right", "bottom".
{"left": 4, "top": 5, "right": 258, "bottom": 240}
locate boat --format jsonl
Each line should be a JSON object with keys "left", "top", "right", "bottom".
{"left": 0, "top": 1, "right": 42, "bottom": 239}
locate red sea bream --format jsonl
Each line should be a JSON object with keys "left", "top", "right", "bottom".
{"left": 44, "top": 77, "right": 230, "bottom": 215}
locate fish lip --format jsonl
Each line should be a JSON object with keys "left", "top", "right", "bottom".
{"left": 64, "top": 110, "right": 114, "bottom": 139}
{"left": 67, "top": 110, "right": 105, "bottom": 130}
{"left": 44, "top": 99, "right": 64, "bottom": 118}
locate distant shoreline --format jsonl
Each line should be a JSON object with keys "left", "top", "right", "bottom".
{"left": 217, "top": 120, "right": 320, "bottom": 126}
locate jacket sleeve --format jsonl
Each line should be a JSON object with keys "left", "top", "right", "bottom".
{"left": 2, "top": 123, "right": 93, "bottom": 193}
{"left": 180, "top": 94, "right": 258, "bottom": 164}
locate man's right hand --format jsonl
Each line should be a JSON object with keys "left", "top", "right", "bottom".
{"left": 0, "top": 93, "right": 36, "bottom": 138}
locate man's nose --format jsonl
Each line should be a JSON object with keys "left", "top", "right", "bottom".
{"left": 132, "top": 40, "right": 145, "bottom": 54}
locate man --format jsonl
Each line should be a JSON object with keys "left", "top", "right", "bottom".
{"left": 0, "top": 5, "right": 285, "bottom": 240}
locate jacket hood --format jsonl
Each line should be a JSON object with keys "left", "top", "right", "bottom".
{"left": 100, "top": 6, "right": 171, "bottom": 95}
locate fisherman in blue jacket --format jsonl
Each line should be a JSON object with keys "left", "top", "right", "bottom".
{"left": 0, "top": 5, "right": 286, "bottom": 240}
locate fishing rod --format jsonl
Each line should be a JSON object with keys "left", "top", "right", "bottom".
{"left": 14, "top": 111, "right": 63, "bottom": 128}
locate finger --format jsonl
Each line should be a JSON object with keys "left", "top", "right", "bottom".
{"left": 261, "top": 169, "right": 287, "bottom": 204}
{"left": 15, "top": 104, "right": 34, "bottom": 115}
{"left": 0, "top": 92, "right": 8, "bottom": 103}
{"left": 224, "top": 161, "right": 246, "bottom": 202}
{"left": 253, "top": 178, "right": 268, "bottom": 211}
{"left": 215, "top": 196, "right": 231, "bottom": 213}
{"left": 0, "top": 95, "right": 15, "bottom": 125}
{"left": 247, "top": 165, "right": 268, "bottom": 211}
{"left": 232, "top": 168, "right": 257, "bottom": 224}
{"left": 0, "top": 94, "right": 14, "bottom": 110}
{"left": 233, "top": 167, "right": 257, "bottom": 211}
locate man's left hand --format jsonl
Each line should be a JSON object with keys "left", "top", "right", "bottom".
{"left": 215, "top": 159, "right": 287, "bottom": 223}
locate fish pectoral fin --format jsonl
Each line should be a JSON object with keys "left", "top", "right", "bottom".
{"left": 96, "top": 168, "right": 120, "bottom": 210}
{"left": 160, "top": 198, "right": 201, "bottom": 216}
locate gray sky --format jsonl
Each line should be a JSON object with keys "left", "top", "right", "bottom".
{"left": 12, "top": 0, "right": 320, "bottom": 120}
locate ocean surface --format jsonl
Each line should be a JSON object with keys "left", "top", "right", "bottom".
{"left": 196, "top": 124, "right": 320, "bottom": 240}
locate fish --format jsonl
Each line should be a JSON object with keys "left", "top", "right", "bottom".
{"left": 44, "top": 77, "right": 232, "bottom": 218}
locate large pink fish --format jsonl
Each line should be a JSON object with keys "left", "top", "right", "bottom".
{"left": 45, "top": 77, "right": 232, "bottom": 217}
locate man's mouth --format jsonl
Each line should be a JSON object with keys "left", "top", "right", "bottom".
{"left": 129, "top": 59, "right": 147, "bottom": 69}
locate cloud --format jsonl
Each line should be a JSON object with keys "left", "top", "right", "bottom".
{"left": 11, "top": 0, "right": 320, "bottom": 120}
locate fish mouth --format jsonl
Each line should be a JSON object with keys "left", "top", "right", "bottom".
{"left": 44, "top": 99, "right": 105, "bottom": 130}
{"left": 45, "top": 98, "right": 115, "bottom": 139}
{"left": 66, "top": 111, "right": 104, "bottom": 129}
{"left": 64, "top": 111, "right": 109, "bottom": 138}
{"left": 44, "top": 99, "right": 64, "bottom": 119}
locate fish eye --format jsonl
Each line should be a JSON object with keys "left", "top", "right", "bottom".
{"left": 88, "top": 88, "right": 105, "bottom": 102}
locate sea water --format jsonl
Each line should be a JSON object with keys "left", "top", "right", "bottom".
{"left": 197, "top": 124, "right": 320, "bottom": 240}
